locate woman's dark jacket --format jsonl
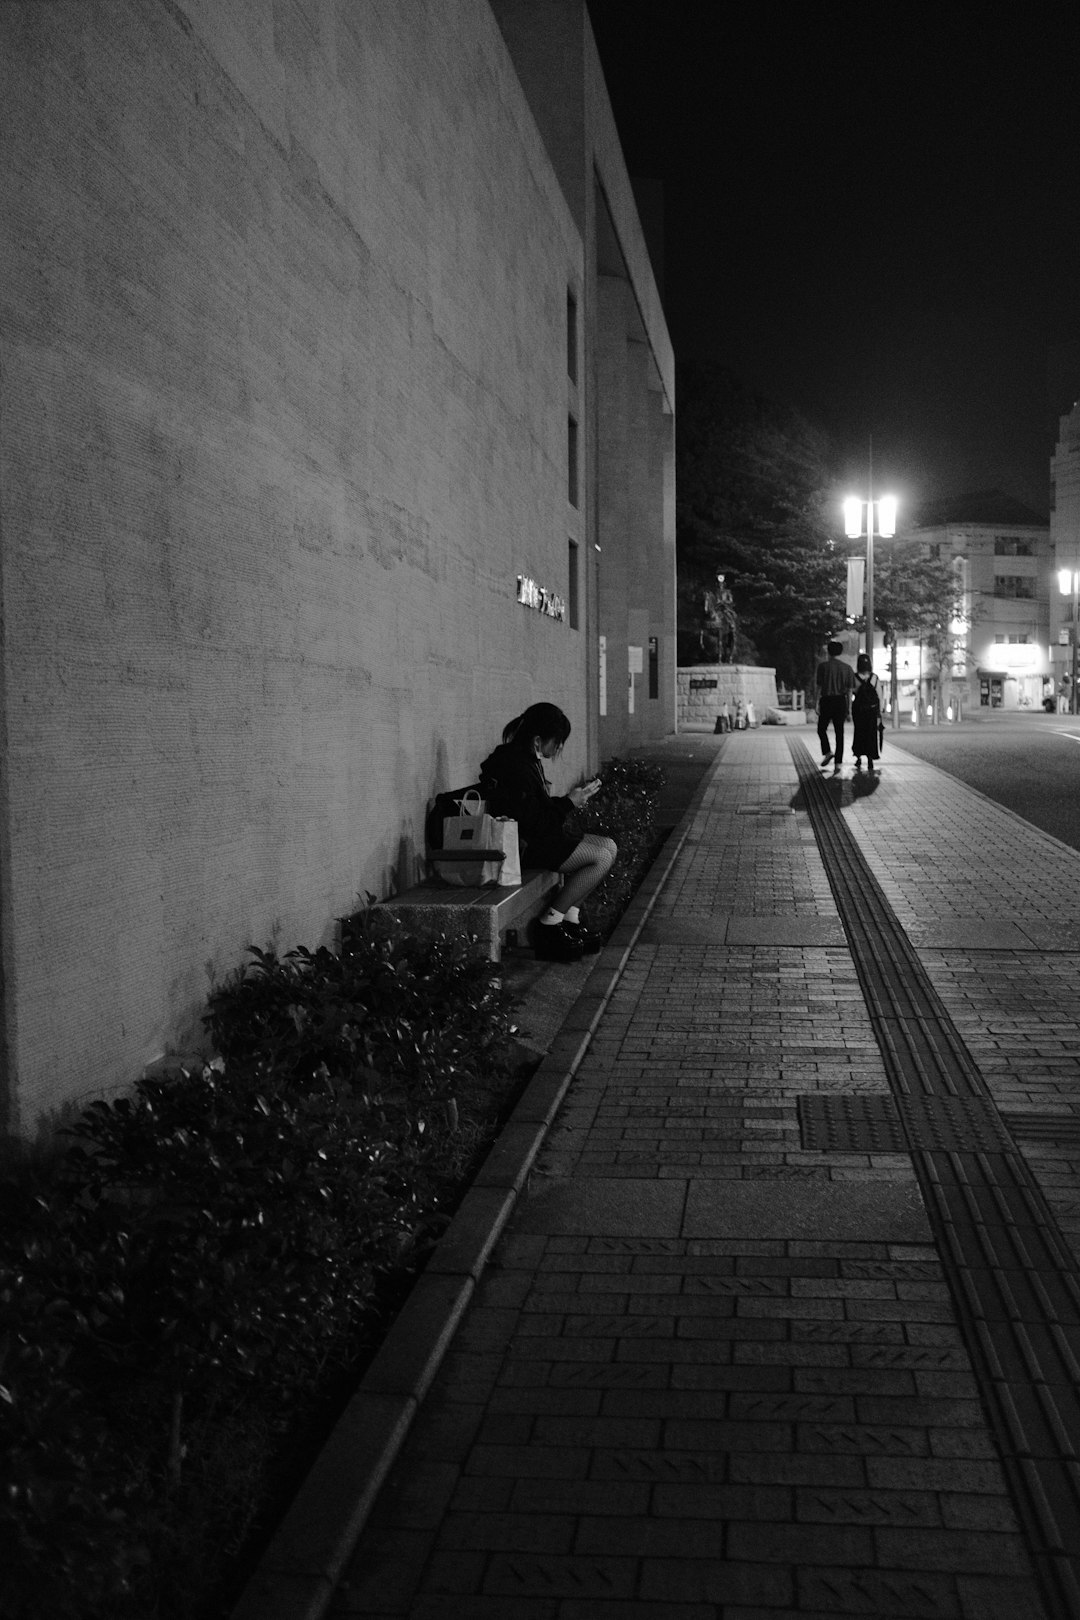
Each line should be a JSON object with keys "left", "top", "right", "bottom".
{"left": 852, "top": 675, "right": 882, "bottom": 759}
{"left": 479, "top": 742, "right": 580, "bottom": 869}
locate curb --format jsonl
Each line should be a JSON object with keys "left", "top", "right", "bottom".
{"left": 230, "top": 750, "right": 722, "bottom": 1620}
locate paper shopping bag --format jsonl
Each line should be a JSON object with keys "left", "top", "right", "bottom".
{"left": 492, "top": 818, "right": 521, "bottom": 887}
{"left": 437, "top": 789, "right": 504, "bottom": 885}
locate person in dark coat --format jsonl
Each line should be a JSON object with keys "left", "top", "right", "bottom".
{"left": 851, "top": 652, "right": 882, "bottom": 772}
{"left": 815, "top": 638, "right": 856, "bottom": 774}
{"left": 480, "top": 702, "right": 616, "bottom": 961}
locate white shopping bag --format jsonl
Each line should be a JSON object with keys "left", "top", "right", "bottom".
{"left": 492, "top": 818, "right": 521, "bottom": 887}
{"left": 437, "top": 790, "right": 503, "bottom": 886}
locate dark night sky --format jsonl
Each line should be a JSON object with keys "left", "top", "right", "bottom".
{"left": 585, "top": 0, "right": 1080, "bottom": 517}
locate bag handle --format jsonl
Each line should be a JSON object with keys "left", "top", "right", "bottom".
{"left": 457, "top": 788, "right": 483, "bottom": 815}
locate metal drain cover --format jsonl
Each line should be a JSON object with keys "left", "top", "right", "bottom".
{"left": 799, "top": 1093, "right": 1018, "bottom": 1155}
{"left": 735, "top": 801, "right": 796, "bottom": 816}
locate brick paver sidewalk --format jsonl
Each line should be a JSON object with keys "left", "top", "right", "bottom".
{"left": 329, "top": 728, "right": 1080, "bottom": 1619}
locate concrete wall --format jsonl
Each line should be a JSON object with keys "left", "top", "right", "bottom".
{"left": 489, "top": 0, "right": 677, "bottom": 755}
{"left": 0, "top": 0, "right": 588, "bottom": 1134}
{"left": 596, "top": 274, "right": 676, "bottom": 750}
{"left": 677, "top": 666, "right": 780, "bottom": 730}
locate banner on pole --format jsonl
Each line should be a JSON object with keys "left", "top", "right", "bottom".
{"left": 846, "top": 558, "right": 865, "bottom": 621}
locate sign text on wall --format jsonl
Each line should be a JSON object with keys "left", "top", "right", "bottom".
{"left": 517, "top": 575, "right": 566, "bottom": 621}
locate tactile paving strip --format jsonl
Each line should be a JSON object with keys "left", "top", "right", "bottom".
{"left": 799, "top": 1092, "right": 1020, "bottom": 1155}
{"left": 1005, "top": 1113, "right": 1080, "bottom": 1148}
{"left": 798, "top": 1093, "right": 908, "bottom": 1153}
{"left": 790, "top": 734, "right": 1080, "bottom": 1619}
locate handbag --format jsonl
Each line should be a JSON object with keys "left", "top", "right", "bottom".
{"left": 433, "top": 789, "right": 519, "bottom": 887}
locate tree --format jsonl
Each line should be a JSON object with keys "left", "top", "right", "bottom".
{"left": 676, "top": 364, "right": 842, "bottom": 687}
{"left": 870, "top": 543, "right": 964, "bottom": 668}
{"left": 867, "top": 541, "right": 966, "bottom": 711}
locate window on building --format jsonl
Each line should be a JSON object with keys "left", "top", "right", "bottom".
{"left": 567, "top": 538, "right": 579, "bottom": 630}
{"left": 567, "top": 417, "right": 579, "bottom": 507}
{"left": 993, "top": 574, "right": 1034, "bottom": 598}
{"left": 566, "top": 290, "right": 578, "bottom": 383}
{"left": 994, "top": 537, "right": 1033, "bottom": 556}
{"left": 927, "top": 544, "right": 941, "bottom": 560}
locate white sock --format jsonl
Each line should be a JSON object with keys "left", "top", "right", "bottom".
{"left": 540, "top": 907, "right": 564, "bottom": 925}
{"left": 563, "top": 906, "right": 580, "bottom": 924}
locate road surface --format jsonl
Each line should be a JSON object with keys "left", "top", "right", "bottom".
{"left": 883, "top": 709, "right": 1080, "bottom": 855}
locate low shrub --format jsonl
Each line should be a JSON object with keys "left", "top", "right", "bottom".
{"left": 0, "top": 758, "right": 666, "bottom": 1618}
{"left": 579, "top": 755, "right": 668, "bottom": 932}
{"left": 205, "top": 907, "right": 514, "bottom": 1104}
{"left": 0, "top": 920, "right": 518, "bottom": 1620}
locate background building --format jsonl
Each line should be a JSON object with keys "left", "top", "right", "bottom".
{"left": 891, "top": 492, "right": 1050, "bottom": 715}
{"left": 0, "top": 0, "right": 674, "bottom": 1138}
{"left": 1050, "top": 401, "right": 1080, "bottom": 708}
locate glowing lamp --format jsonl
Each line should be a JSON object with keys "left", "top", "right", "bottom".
{"left": 878, "top": 496, "right": 897, "bottom": 538}
{"left": 843, "top": 497, "right": 863, "bottom": 539}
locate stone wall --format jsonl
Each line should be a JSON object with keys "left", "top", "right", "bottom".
{"left": 0, "top": 0, "right": 593, "bottom": 1133}
{"left": 677, "top": 666, "right": 781, "bottom": 730}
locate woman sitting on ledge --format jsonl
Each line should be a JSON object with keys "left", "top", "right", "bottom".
{"left": 480, "top": 703, "right": 616, "bottom": 962}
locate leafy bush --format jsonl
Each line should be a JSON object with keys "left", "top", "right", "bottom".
{"left": 0, "top": 759, "right": 666, "bottom": 1619}
{"left": 205, "top": 907, "right": 514, "bottom": 1104}
{"left": 0, "top": 915, "right": 518, "bottom": 1620}
{"left": 579, "top": 756, "right": 667, "bottom": 931}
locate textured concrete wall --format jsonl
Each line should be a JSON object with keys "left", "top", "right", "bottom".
{"left": 491, "top": 0, "right": 676, "bottom": 761}
{"left": 677, "top": 667, "right": 780, "bottom": 729}
{"left": 595, "top": 276, "right": 676, "bottom": 752}
{"left": 0, "top": 0, "right": 585, "bottom": 1133}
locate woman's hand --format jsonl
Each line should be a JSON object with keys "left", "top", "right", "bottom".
{"left": 569, "top": 779, "right": 601, "bottom": 810}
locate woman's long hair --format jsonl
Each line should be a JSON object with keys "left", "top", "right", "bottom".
{"left": 503, "top": 703, "right": 572, "bottom": 753}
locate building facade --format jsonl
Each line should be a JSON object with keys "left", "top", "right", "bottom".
{"left": 0, "top": 0, "right": 674, "bottom": 1137}
{"left": 886, "top": 492, "right": 1051, "bottom": 716}
{"left": 1050, "top": 401, "right": 1080, "bottom": 709}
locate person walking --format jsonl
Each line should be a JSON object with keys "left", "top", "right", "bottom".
{"left": 815, "top": 638, "right": 856, "bottom": 774}
{"left": 851, "top": 652, "right": 882, "bottom": 772}
{"left": 479, "top": 703, "right": 616, "bottom": 961}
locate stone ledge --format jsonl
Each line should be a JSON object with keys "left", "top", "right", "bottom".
{"left": 379, "top": 869, "right": 559, "bottom": 961}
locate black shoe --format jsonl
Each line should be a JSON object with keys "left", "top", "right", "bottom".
{"left": 529, "top": 919, "right": 583, "bottom": 962}
{"left": 820, "top": 751, "right": 833, "bottom": 766}
{"left": 564, "top": 920, "right": 602, "bottom": 954}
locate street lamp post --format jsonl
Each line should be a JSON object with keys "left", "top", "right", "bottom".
{"left": 843, "top": 489, "right": 897, "bottom": 673}
{"left": 1059, "top": 568, "right": 1080, "bottom": 716}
